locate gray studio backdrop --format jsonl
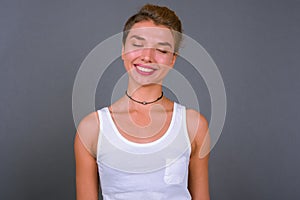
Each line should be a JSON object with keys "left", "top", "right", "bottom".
{"left": 1, "top": 0, "right": 299, "bottom": 199}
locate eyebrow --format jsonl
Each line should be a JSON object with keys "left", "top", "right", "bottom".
{"left": 157, "top": 42, "right": 172, "bottom": 48}
{"left": 129, "top": 35, "right": 173, "bottom": 48}
{"left": 129, "top": 35, "right": 146, "bottom": 41}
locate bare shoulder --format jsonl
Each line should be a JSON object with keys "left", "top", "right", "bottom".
{"left": 186, "top": 109, "right": 208, "bottom": 139}
{"left": 75, "top": 111, "right": 100, "bottom": 158}
{"left": 186, "top": 109, "right": 210, "bottom": 158}
{"left": 77, "top": 111, "right": 100, "bottom": 134}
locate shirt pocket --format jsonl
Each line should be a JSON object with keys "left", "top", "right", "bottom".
{"left": 164, "top": 157, "right": 187, "bottom": 184}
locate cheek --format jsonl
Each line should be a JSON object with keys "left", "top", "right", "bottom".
{"left": 156, "top": 56, "right": 174, "bottom": 66}
{"left": 123, "top": 50, "right": 140, "bottom": 62}
{"left": 123, "top": 51, "right": 140, "bottom": 71}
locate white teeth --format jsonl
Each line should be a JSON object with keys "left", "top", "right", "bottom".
{"left": 136, "top": 66, "right": 154, "bottom": 72}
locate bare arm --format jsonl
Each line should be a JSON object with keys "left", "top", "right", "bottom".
{"left": 74, "top": 112, "right": 100, "bottom": 200}
{"left": 187, "top": 109, "right": 210, "bottom": 200}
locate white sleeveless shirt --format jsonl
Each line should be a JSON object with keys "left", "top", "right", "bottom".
{"left": 96, "top": 103, "right": 192, "bottom": 200}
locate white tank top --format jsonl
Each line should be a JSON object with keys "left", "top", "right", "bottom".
{"left": 96, "top": 102, "right": 192, "bottom": 200}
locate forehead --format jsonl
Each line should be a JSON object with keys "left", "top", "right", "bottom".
{"left": 127, "top": 21, "right": 175, "bottom": 45}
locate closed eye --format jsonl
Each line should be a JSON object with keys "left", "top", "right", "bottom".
{"left": 156, "top": 49, "right": 168, "bottom": 54}
{"left": 132, "top": 43, "right": 143, "bottom": 47}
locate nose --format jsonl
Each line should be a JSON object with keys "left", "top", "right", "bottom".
{"left": 141, "top": 48, "right": 154, "bottom": 62}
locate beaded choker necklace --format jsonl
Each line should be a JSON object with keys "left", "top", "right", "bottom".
{"left": 125, "top": 90, "right": 163, "bottom": 105}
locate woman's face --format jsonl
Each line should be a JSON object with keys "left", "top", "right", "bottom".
{"left": 122, "top": 20, "right": 177, "bottom": 86}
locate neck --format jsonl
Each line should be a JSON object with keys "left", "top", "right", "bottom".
{"left": 127, "top": 84, "right": 163, "bottom": 102}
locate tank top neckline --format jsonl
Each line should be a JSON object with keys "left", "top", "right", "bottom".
{"left": 103, "top": 102, "right": 178, "bottom": 147}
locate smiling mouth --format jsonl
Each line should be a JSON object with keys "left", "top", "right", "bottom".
{"left": 134, "top": 64, "right": 157, "bottom": 74}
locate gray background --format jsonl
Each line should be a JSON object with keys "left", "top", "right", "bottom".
{"left": 1, "top": 0, "right": 299, "bottom": 199}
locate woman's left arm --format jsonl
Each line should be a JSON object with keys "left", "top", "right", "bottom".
{"left": 186, "top": 109, "right": 210, "bottom": 200}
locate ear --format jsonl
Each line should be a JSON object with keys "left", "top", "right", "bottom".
{"left": 121, "top": 45, "right": 125, "bottom": 60}
{"left": 170, "top": 53, "right": 177, "bottom": 67}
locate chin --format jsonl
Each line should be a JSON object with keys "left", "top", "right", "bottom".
{"left": 130, "top": 76, "right": 163, "bottom": 87}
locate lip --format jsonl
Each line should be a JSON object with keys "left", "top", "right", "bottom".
{"left": 134, "top": 64, "right": 157, "bottom": 76}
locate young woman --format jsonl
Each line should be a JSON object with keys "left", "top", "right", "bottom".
{"left": 74, "top": 4, "right": 210, "bottom": 200}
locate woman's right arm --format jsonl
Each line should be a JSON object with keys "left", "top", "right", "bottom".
{"left": 74, "top": 112, "right": 100, "bottom": 200}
